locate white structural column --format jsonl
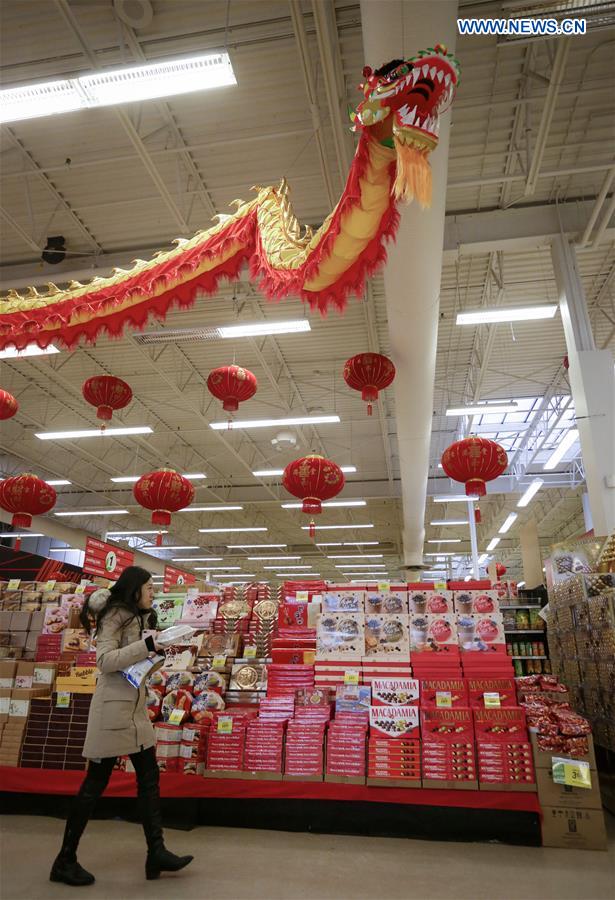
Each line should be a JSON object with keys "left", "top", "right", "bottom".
{"left": 551, "top": 236, "right": 615, "bottom": 535}
{"left": 360, "top": 0, "right": 458, "bottom": 567}
{"left": 519, "top": 518, "right": 544, "bottom": 590}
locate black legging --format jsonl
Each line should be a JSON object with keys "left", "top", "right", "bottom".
{"left": 81, "top": 745, "right": 159, "bottom": 793}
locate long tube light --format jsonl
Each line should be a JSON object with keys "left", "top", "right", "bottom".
{"left": 543, "top": 429, "right": 579, "bottom": 470}
{"left": 478, "top": 553, "right": 489, "bottom": 565}
{"left": 0, "top": 53, "right": 236, "bottom": 125}
{"left": 47, "top": 480, "right": 71, "bottom": 486}
{"left": 172, "top": 557, "right": 222, "bottom": 562}
{"left": 335, "top": 564, "right": 386, "bottom": 569}
{"left": 276, "top": 573, "right": 321, "bottom": 577}
{"left": 218, "top": 320, "right": 310, "bottom": 338}
{"left": 37, "top": 427, "right": 153, "bottom": 440}
{"left": 211, "top": 572, "right": 256, "bottom": 577}
{"left": 227, "top": 544, "right": 286, "bottom": 549}
{"left": 56, "top": 509, "right": 129, "bottom": 516}
{"left": 0, "top": 344, "right": 59, "bottom": 359}
{"left": 517, "top": 479, "right": 544, "bottom": 507}
{"left": 247, "top": 556, "right": 301, "bottom": 561}
{"left": 0, "top": 532, "right": 45, "bottom": 538}
{"left": 433, "top": 495, "right": 477, "bottom": 503}
{"left": 486, "top": 537, "right": 500, "bottom": 551}
{"left": 427, "top": 539, "right": 462, "bottom": 544}
{"left": 254, "top": 465, "right": 356, "bottom": 477}
{"left": 111, "top": 473, "right": 205, "bottom": 482}
{"left": 144, "top": 545, "right": 200, "bottom": 552}
{"left": 49, "top": 547, "right": 82, "bottom": 553}
{"left": 282, "top": 500, "right": 365, "bottom": 509}
{"left": 263, "top": 565, "right": 313, "bottom": 570}
{"left": 446, "top": 404, "right": 518, "bottom": 417}
{"left": 301, "top": 524, "right": 374, "bottom": 531}
{"left": 317, "top": 541, "right": 379, "bottom": 547}
{"left": 327, "top": 554, "right": 383, "bottom": 559}
{"left": 429, "top": 519, "right": 468, "bottom": 525}
{"left": 182, "top": 506, "right": 243, "bottom": 512}
{"left": 499, "top": 513, "right": 518, "bottom": 534}
{"left": 211, "top": 415, "right": 340, "bottom": 431}
{"left": 107, "top": 530, "right": 168, "bottom": 537}
{"left": 456, "top": 305, "right": 558, "bottom": 325}
{"left": 199, "top": 527, "right": 267, "bottom": 533}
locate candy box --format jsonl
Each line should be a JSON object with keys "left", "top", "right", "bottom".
{"left": 364, "top": 615, "right": 410, "bottom": 658}
{"left": 419, "top": 679, "right": 468, "bottom": 707}
{"left": 369, "top": 705, "right": 419, "bottom": 738}
{"left": 421, "top": 708, "right": 474, "bottom": 743}
{"left": 458, "top": 613, "right": 505, "bottom": 650}
{"left": 467, "top": 678, "right": 516, "bottom": 708}
{"left": 323, "top": 592, "right": 363, "bottom": 613}
{"left": 181, "top": 594, "right": 218, "bottom": 627}
{"left": 418, "top": 592, "right": 454, "bottom": 614}
{"left": 454, "top": 591, "right": 499, "bottom": 615}
{"left": 474, "top": 707, "right": 528, "bottom": 742}
{"left": 410, "top": 615, "right": 457, "bottom": 651}
{"left": 370, "top": 678, "right": 419, "bottom": 706}
{"left": 364, "top": 592, "right": 408, "bottom": 615}
{"left": 335, "top": 685, "right": 371, "bottom": 713}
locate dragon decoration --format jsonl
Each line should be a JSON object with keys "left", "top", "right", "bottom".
{"left": 0, "top": 46, "right": 460, "bottom": 352}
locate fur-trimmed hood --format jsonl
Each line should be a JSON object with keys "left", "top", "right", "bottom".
{"left": 87, "top": 588, "right": 111, "bottom": 615}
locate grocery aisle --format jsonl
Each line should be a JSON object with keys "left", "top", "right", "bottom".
{"left": 2, "top": 814, "right": 614, "bottom": 900}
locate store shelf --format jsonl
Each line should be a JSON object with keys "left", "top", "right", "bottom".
{"left": 500, "top": 604, "right": 543, "bottom": 609}
{"left": 511, "top": 655, "right": 547, "bottom": 660}
{"left": 504, "top": 630, "right": 545, "bottom": 635}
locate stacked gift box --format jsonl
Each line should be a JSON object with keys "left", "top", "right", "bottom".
{"left": 244, "top": 720, "right": 285, "bottom": 776}
{"left": 283, "top": 698, "right": 331, "bottom": 781}
{"left": 0, "top": 582, "right": 83, "bottom": 662}
{"left": 420, "top": 708, "right": 477, "bottom": 788}
{"left": 367, "top": 680, "right": 421, "bottom": 786}
{"left": 473, "top": 707, "right": 535, "bottom": 790}
{"left": 19, "top": 694, "right": 91, "bottom": 770}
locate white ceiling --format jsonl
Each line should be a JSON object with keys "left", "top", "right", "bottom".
{"left": 1, "top": 0, "right": 613, "bottom": 583}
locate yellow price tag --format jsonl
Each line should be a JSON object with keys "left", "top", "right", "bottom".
{"left": 56, "top": 691, "right": 71, "bottom": 708}
{"left": 344, "top": 669, "right": 360, "bottom": 686}
{"left": 434, "top": 581, "right": 447, "bottom": 590}
{"left": 377, "top": 582, "right": 390, "bottom": 593}
{"left": 296, "top": 591, "right": 309, "bottom": 602}
{"left": 552, "top": 758, "right": 592, "bottom": 789}
{"left": 436, "top": 691, "right": 452, "bottom": 708}
{"left": 484, "top": 692, "right": 501, "bottom": 708}
{"left": 7, "top": 579, "right": 21, "bottom": 590}
{"left": 168, "top": 709, "right": 185, "bottom": 725}
{"left": 244, "top": 646, "right": 257, "bottom": 659}
{"left": 75, "top": 585, "right": 86, "bottom": 595}
{"left": 217, "top": 716, "right": 233, "bottom": 734}
{"left": 44, "top": 580, "right": 56, "bottom": 591}
{"left": 212, "top": 655, "right": 227, "bottom": 669}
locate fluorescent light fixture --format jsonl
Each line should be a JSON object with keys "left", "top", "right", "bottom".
{"left": 543, "top": 429, "right": 579, "bottom": 470}
{"left": 182, "top": 505, "right": 243, "bottom": 512}
{"left": 212, "top": 572, "right": 256, "bottom": 578}
{"left": 335, "top": 564, "right": 386, "bottom": 569}
{"left": 111, "top": 472, "right": 205, "bottom": 483}
{"left": 343, "top": 572, "right": 390, "bottom": 577}
{"left": 517, "top": 581, "right": 526, "bottom": 588}
{"left": 46, "top": 480, "right": 71, "bottom": 486}
{"left": 478, "top": 553, "right": 489, "bottom": 565}
{"left": 456, "top": 305, "right": 557, "bottom": 326}
{"left": 327, "top": 554, "right": 383, "bottom": 559}
{"left": 199, "top": 527, "right": 267, "bottom": 533}
{"left": 211, "top": 415, "right": 340, "bottom": 431}
{"left": 517, "top": 478, "right": 544, "bottom": 508}
{"left": 107, "top": 530, "right": 168, "bottom": 537}
{"left": 282, "top": 500, "right": 366, "bottom": 509}
{"left": 301, "top": 524, "right": 374, "bottom": 531}
{"left": 427, "top": 539, "right": 462, "bottom": 544}
{"left": 263, "top": 565, "right": 313, "bottom": 570}
{"left": 343, "top": 541, "right": 379, "bottom": 546}
{"left": 144, "top": 545, "right": 200, "bottom": 552}
{"left": 316, "top": 542, "right": 342, "bottom": 547}
{"left": 499, "top": 513, "right": 518, "bottom": 534}
{"left": 0, "top": 532, "right": 44, "bottom": 538}
{"left": 247, "top": 556, "right": 301, "bottom": 560}
{"left": 433, "top": 495, "right": 477, "bottom": 503}
{"left": 254, "top": 465, "right": 356, "bottom": 477}
{"left": 276, "top": 573, "right": 321, "bottom": 578}
{"left": 172, "top": 557, "right": 222, "bottom": 562}
{"left": 424, "top": 552, "right": 456, "bottom": 557}
{"left": 429, "top": 520, "right": 468, "bottom": 526}
{"left": 486, "top": 537, "right": 500, "bottom": 552}
{"left": 55, "top": 509, "right": 129, "bottom": 517}
{"left": 218, "top": 320, "right": 310, "bottom": 339}
{"left": 446, "top": 404, "right": 518, "bottom": 417}
{"left": 0, "top": 344, "right": 59, "bottom": 359}
{"left": 36, "top": 426, "right": 153, "bottom": 440}
{"left": 192, "top": 566, "right": 242, "bottom": 571}
{"left": 228, "top": 544, "right": 286, "bottom": 549}
{"left": 0, "top": 53, "right": 236, "bottom": 125}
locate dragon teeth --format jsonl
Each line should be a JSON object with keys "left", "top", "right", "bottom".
{"left": 429, "top": 67, "right": 437, "bottom": 80}
{"left": 445, "top": 73, "right": 451, "bottom": 86}
{"left": 408, "top": 105, "right": 417, "bottom": 124}
{"left": 436, "top": 70, "right": 444, "bottom": 83}
{"left": 411, "top": 68, "right": 420, "bottom": 84}
{"left": 422, "top": 64, "right": 429, "bottom": 77}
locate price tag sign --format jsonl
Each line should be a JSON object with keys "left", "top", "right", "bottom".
{"left": 75, "top": 585, "right": 86, "bottom": 595}
{"left": 344, "top": 669, "right": 360, "bottom": 686}
{"left": 7, "top": 579, "right": 21, "bottom": 590}
{"left": 56, "top": 692, "right": 71, "bottom": 708}
{"left": 552, "top": 757, "right": 592, "bottom": 790}
{"left": 484, "top": 692, "right": 501, "bottom": 708}
{"left": 377, "top": 582, "right": 390, "bottom": 593}
{"left": 296, "top": 591, "right": 309, "bottom": 602}
{"left": 168, "top": 709, "right": 185, "bottom": 725}
{"left": 434, "top": 581, "right": 447, "bottom": 591}
{"left": 244, "top": 646, "right": 257, "bottom": 659}
{"left": 212, "top": 655, "right": 227, "bottom": 669}
{"left": 44, "top": 580, "right": 57, "bottom": 591}
{"left": 217, "top": 716, "right": 233, "bottom": 734}
{"left": 436, "top": 691, "right": 452, "bottom": 708}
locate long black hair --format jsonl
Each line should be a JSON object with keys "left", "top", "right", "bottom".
{"left": 80, "top": 565, "right": 157, "bottom": 633}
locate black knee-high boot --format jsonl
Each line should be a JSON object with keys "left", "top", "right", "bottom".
{"left": 132, "top": 749, "right": 193, "bottom": 880}
{"left": 49, "top": 760, "right": 113, "bottom": 886}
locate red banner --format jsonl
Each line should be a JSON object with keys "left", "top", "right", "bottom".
{"left": 163, "top": 565, "right": 196, "bottom": 593}
{"left": 83, "top": 537, "right": 134, "bottom": 580}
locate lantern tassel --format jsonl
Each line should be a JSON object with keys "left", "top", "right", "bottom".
{"left": 367, "top": 402, "right": 373, "bottom": 416}
{"left": 309, "top": 519, "right": 316, "bottom": 539}
{"left": 15, "top": 537, "right": 21, "bottom": 551}
{"left": 156, "top": 532, "right": 163, "bottom": 547}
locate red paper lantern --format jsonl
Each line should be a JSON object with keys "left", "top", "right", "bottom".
{"left": 0, "top": 389, "right": 18, "bottom": 420}
{"left": 495, "top": 562, "right": 507, "bottom": 578}
{"left": 0, "top": 474, "right": 57, "bottom": 549}
{"left": 282, "top": 455, "right": 345, "bottom": 537}
{"left": 441, "top": 436, "right": 508, "bottom": 497}
{"left": 343, "top": 353, "right": 395, "bottom": 415}
{"left": 207, "top": 365, "right": 257, "bottom": 413}
{"left": 82, "top": 375, "right": 132, "bottom": 424}
{"left": 133, "top": 469, "right": 194, "bottom": 545}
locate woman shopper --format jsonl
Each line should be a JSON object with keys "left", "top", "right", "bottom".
{"left": 50, "top": 566, "right": 193, "bottom": 886}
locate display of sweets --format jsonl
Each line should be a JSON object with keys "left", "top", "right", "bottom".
{"left": 369, "top": 705, "right": 420, "bottom": 738}
{"left": 420, "top": 679, "right": 468, "bottom": 707}
{"left": 457, "top": 613, "right": 505, "bottom": 651}
{"left": 335, "top": 685, "right": 371, "bottom": 713}
{"left": 410, "top": 614, "right": 458, "bottom": 651}
{"left": 467, "top": 679, "right": 517, "bottom": 708}
{"left": 370, "top": 678, "right": 420, "bottom": 706}
{"left": 364, "top": 591, "right": 408, "bottom": 615}
{"left": 454, "top": 591, "right": 499, "bottom": 615}
{"left": 322, "top": 592, "right": 363, "bottom": 613}
{"left": 364, "top": 615, "right": 410, "bottom": 657}
{"left": 316, "top": 613, "right": 365, "bottom": 659}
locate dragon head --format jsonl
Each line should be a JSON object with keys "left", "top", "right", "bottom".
{"left": 352, "top": 44, "right": 460, "bottom": 207}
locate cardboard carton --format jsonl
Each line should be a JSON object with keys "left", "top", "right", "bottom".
{"left": 541, "top": 805, "right": 607, "bottom": 850}
{"left": 535, "top": 767, "right": 602, "bottom": 810}
{"left": 530, "top": 732, "right": 597, "bottom": 770}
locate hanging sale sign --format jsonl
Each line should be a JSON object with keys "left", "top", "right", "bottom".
{"left": 163, "top": 566, "right": 196, "bottom": 593}
{"left": 83, "top": 537, "right": 134, "bottom": 580}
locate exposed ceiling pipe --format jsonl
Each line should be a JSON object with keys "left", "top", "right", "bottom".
{"left": 524, "top": 37, "right": 570, "bottom": 196}
{"left": 591, "top": 188, "right": 615, "bottom": 249}
{"left": 577, "top": 165, "right": 615, "bottom": 248}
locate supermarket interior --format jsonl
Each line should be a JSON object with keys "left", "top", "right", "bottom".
{"left": 0, "top": 0, "right": 614, "bottom": 898}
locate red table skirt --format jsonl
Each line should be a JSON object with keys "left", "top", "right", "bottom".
{"left": 0, "top": 767, "right": 540, "bottom": 813}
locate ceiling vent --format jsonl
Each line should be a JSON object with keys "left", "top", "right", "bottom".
{"left": 113, "top": 0, "right": 153, "bottom": 30}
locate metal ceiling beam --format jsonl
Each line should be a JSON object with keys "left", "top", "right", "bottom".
{"left": 524, "top": 38, "right": 570, "bottom": 196}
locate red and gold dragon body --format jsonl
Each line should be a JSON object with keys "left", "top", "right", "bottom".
{"left": 0, "top": 46, "right": 459, "bottom": 351}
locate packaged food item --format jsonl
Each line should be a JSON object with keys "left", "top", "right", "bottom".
{"left": 364, "top": 615, "right": 410, "bottom": 657}
{"left": 369, "top": 705, "right": 419, "bottom": 738}
{"left": 191, "top": 691, "right": 225, "bottom": 722}
{"left": 164, "top": 671, "right": 194, "bottom": 694}
{"left": 161, "top": 689, "right": 192, "bottom": 724}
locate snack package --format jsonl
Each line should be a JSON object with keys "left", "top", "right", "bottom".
{"left": 454, "top": 591, "right": 499, "bottom": 614}
{"left": 335, "top": 685, "right": 371, "bottom": 713}
{"left": 181, "top": 594, "right": 219, "bottom": 627}
{"left": 370, "top": 678, "right": 420, "bottom": 706}
{"left": 323, "top": 592, "right": 363, "bottom": 613}
{"left": 364, "top": 592, "right": 408, "bottom": 615}
{"left": 364, "top": 615, "right": 410, "bottom": 657}
{"left": 146, "top": 687, "right": 162, "bottom": 721}
{"left": 457, "top": 613, "right": 505, "bottom": 650}
{"left": 369, "top": 705, "right": 420, "bottom": 738}
{"left": 193, "top": 671, "right": 226, "bottom": 696}
{"left": 410, "top": 614, "right": 457, "bottom": 651}
{"left": 161, "top": 689, "right": 192, "bottom": 724}
{"left": 191, "top": 691, "right": 225, "bottom": 722}
{"left": 164, "top": 671, "right": 195, "bottom": 694}
{"left": 316, "top": 613, "right": 365, "bottom": 659}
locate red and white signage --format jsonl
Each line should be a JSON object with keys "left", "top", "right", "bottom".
{"left": 163, "top": 565, "right": 196, "bottom": 593}
{"left": 83, "top": 537, "right": 134, "bottom": 580}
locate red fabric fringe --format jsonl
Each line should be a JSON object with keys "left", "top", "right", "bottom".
{"left": 0, "top": 134, "right": 400, "bottom": 350}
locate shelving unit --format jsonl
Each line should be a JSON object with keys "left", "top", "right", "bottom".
{"left": 500, "top": 604, "right": 543, "bottom": 610}
{"left": 511, "top": 655, "right": 547, "bottom": 660}
{"left": 504, "top": 629, "right": 545, "bottom": 635}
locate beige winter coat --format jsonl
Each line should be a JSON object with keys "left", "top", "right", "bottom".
{"left": 83, "top": 607, "right": 155, "bottom": 759}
